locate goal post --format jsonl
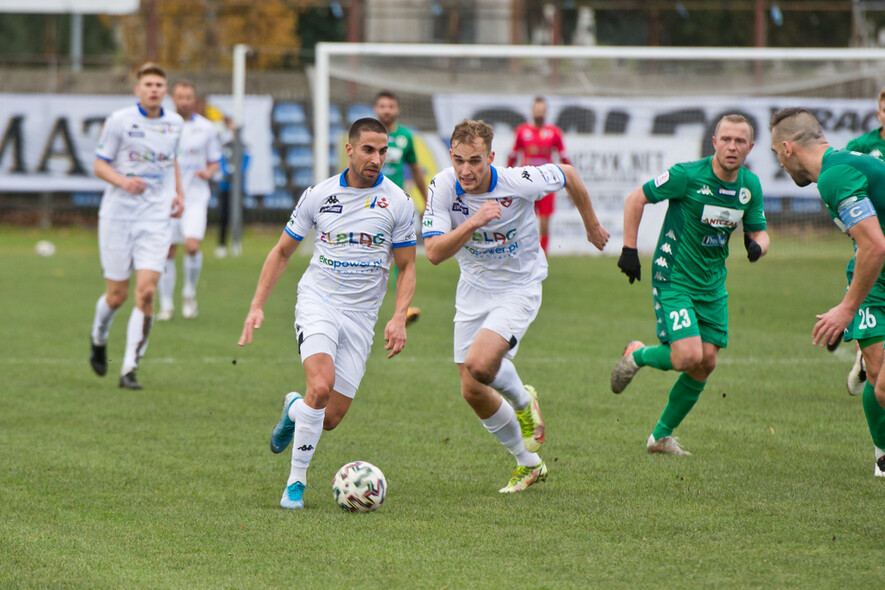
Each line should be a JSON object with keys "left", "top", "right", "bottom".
{"left": 313, "top": 42, "right": 885, "bottom": 254}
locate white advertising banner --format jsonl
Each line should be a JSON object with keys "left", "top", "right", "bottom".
{"left": 0, "top": 93, "right": 274, "bottom": 196}
{"left": 434, "top": 94, "right": 879, "bottom": 253}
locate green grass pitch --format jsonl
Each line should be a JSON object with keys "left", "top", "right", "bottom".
{"left": 2, "top": 225, "right": 883, "bottom": 587}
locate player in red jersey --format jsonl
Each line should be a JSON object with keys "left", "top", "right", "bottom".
{"left": 507, "top": 96, "right": 571, "bottom": 255}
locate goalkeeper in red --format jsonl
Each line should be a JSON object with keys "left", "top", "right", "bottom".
{"left": 610, "top": 114, "right": 769, "bottom": 455}
{"left": 507, "top": 96, "right": 570, "bottom": 255}
{"left": 771, "top": 107, "right": 885, "bottom": 477}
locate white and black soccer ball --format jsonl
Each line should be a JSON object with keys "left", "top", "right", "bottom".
{"left": 331, "top": 461, "right": 387, "bottom": 512}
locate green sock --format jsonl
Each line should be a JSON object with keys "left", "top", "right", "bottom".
{"left": 634, "top": 344, "right": 674, "bottom": 371}
{"left": 652, "top": 372, "right": 706, "bottom": 439}
{"left": 862, "top": 382, "right": 885, "bottom": 450}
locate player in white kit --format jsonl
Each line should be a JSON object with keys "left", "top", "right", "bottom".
{"left": 89, "top": 63, "right": 184, "bottom": 390}
{"left": 422, "top": 119, "right": 610, "bottom": 493}
{"left": 157, "top": 80, "right": 222, "bottom": 320}
{"left": 238, "top": 118, "right": 417, "bottom": 510}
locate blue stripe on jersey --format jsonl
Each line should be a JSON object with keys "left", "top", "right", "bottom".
{"left": 556, "top": 164, "right": 566, "bottom": 187}
{"left": 422, "top": 231, "right": 445, "bottom": 238}
{"left": 393, "top": 240, "right": 417, "bottom": 248}
{"left": 837, "top": 197, "right": 877, "bottom": 230}
{"left": 96, "top": 154, "right": 112, "bottom": 162}
{"left": 284, "top": 226, "right": 304, "bottom": 241}
{"left": 136, "top": 102, "right": 165, "bottom": 117}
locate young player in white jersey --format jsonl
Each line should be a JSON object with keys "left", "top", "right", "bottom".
{"left": 422, "top": 119, "right": 610, "bottom": 493}
{"left": 238, "top": 118, "right": 417, "bottom": 510}
{"left": 89, "top": 63, "right": 184, "bottom": 390}
{"left": 157, "top": 80, "right": 222, "bottom": 321}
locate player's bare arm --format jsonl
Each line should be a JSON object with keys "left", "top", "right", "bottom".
{"left": 238, "top": 233, "right": 301, "bottom": 346}
{"left": 197, "top": 161, "right": 221, "bottom": 181}
{"left": 560, "top": 164, "right": 609, "bottom": 250}
{"left": 94, "top": 158, "right": 146, "bottom": 195}
{"left": 171, "top": 160, "right": 185, "bottom": 218}
{"left": 621, "top": 186, "right": 649, "bottom": 249}
{"left": 813, "top": 216, "right": 885, "bottom": 347}
{"left": 384, "top": 245, "right": 417, "bottom": 359}
{"left": 424, "top": 200, "right": 502, "bottom": 265}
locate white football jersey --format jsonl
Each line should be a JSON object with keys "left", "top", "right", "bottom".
{"left": 177, "top": 113, "right": 222, "bottom": 205}
{"left": 422, "top": 164, "right": 566, "bottom": 290}
{"left": 285, "top": 170, "right": 417, "bottom": 312}
{"left": 95, "top": 104, "right": 183, "bottom": 221}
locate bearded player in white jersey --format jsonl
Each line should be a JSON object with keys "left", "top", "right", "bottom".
{"left": 422, "top": 119, "right": 609, "bottom": 493}
{"left": 157, "top": 80, "right": 222, "bottom": 321}
{"left": 238, "top": 118, "right": 417, "bottom": 510}
{"left": 89, "top": 62, "right": 185, "bottom": 390}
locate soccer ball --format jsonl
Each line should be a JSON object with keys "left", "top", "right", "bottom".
{"left": 35, "top": 240, "right": 56, "bottom": 257}
{"left": 331, "top": 461, "right": 387, "bottom": 512}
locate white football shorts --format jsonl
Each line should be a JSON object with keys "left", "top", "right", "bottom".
{"left": 294, "top": 292, "right": 378, "bottom": 398}
{"left": 99, "top": 217, "right": 172, "bottom": 281}
{"left": 170, "top": 197, "right": 209, "bottom": 243}
{"left": 452, "top": 280, "right": 542, "bottom": 363}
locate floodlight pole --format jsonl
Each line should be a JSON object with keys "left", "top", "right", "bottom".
{"left": 231, "top": 43, "right": 248, "bottom": 256}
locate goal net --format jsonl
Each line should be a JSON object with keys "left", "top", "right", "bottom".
{"left": 313, "top": 43, "right": 885, "bottom": 255}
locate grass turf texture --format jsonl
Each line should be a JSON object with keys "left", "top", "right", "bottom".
{"left": 2, "top": 225, "right": 883, "bottom": 588}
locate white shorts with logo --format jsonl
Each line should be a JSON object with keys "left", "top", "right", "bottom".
{"left": 294, "top": 292, "right": 378, "bottom": 398}
{"left": 99, "top": 217, "right": 172, "bottom": 281}
{"left": 453, "top": 280, "right": 542, "bottom": 363}
{"left": 171, "top": 197, "right": 209, "bottom": 243}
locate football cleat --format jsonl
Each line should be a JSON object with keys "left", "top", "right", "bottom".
{"left": 155, "top": 308, "right": 174, "bottom": 321}
{"left": 611, "top": 340, "right": 644, "bottom": 394}
{"left": 515, "top": 384, "right": 545, "bottom": 453}
{"left": 498, "top": 461, "right": 548, "bottom": 493}
{"left": 876, "top": 456, "right": 885, "bottom": 478}
{"left": 119, "top": 371, "right": 143, "bottom": 390}
{"left": 847, "top": 345, "right": 866, "bottom": 396}
{"left": 405, "top": 306, "right": 421, "bottom": 327}
{"left": 647, "top": 433, "right": 692, "bottom": 456}
{"left": 89, "top": 338, "right": 108, "bottom": 376}
{"left": 270, "top": 391, "right": 302, "bottom": 454}
{"left": 182, "top": 297, "right": 198, "bottom": 320}
{"left": 280, "top": 481, "right": 306, "bottom": 509}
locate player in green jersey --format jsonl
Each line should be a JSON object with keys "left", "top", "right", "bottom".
{"left": 610, "top": 114, "right": 770, "bottom": 456}
{"left": 838, "top": 89, "right": 885, "bottom": 395}
{"left": 771, "top": 107, "right": 885, "bottom": 477}
{"left": 375, "top": 90, "right": 427, "bottom": 326}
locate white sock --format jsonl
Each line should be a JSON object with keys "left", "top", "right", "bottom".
{"left": 158, "top": 258, "right": 176, "bottom": 311}
{"left": 489, "top": 358, "right": 530, "bottom": 410}
{"left": 122, "top": 308, "right": 152, "bottom": 375}
{"left": 183, "top": 251, "right": 202, "bottom": 298}
{"left": 876, "top": 446, "right": 884, "bottom": 460}
{"left": 91, "top": 295, "right": 116, "bottom": 345}
{"left": 288, "top": 399, "right": 326, "bottom": 486}
{"left": 480, "top": 399, "right": 539, "bottom": 466}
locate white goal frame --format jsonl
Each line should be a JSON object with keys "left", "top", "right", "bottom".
{"left": 312, "top": 42, "right": 885, "bottom": 183}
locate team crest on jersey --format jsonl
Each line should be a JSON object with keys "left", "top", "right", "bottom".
{"left": 739, "top": 188, "right": 751, "bottom": 204}
{"left": 872, "top": 149, "right": 884, "bottom": 160}
{"left": 654, "top": 171, "right": 670, "bottom": 187}
{"left": 500, "top": 197, "right": 513, "bottom": 208}
{"left": 365, "top": 196, "right": 389, "bottom": 209}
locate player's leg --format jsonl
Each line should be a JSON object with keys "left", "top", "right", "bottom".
{"left": 534, "top": 193, "right": 554, "bottom": 255}
{"left": 91, "top": 218, "right": 133, "bottom": 377}
{"left": 157, "top": 242, "right": 177, "bottom": 321}
{"left": 216, "top": 187, "right": 230, "bottom": 258}
{"left": 182, "top": 237, "right": 203, "bottom": 319}
{"left": 457, "top": 364, "right": 547, "bottom": 493}
{"left": 462, "top": 283, "right": 544, "bottom": 451}
{"left": 860, "top": 339, "right": 885, "bottom": 476}
{"left": 118, "top": 269, "right": 160, "bottom": 389}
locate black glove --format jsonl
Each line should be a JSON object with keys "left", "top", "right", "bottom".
{"left": 618, "top": 246, "right": 641, "bottom": 284}
{"left": 744, "top": 233, "right": 762, "bottom": 262}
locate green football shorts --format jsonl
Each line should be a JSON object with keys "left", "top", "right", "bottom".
{"left": 844, "top": 303, "right": 885, "bottom": 343}
{"left": 653, "top": 287, "right": 728, "bottom": 348}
